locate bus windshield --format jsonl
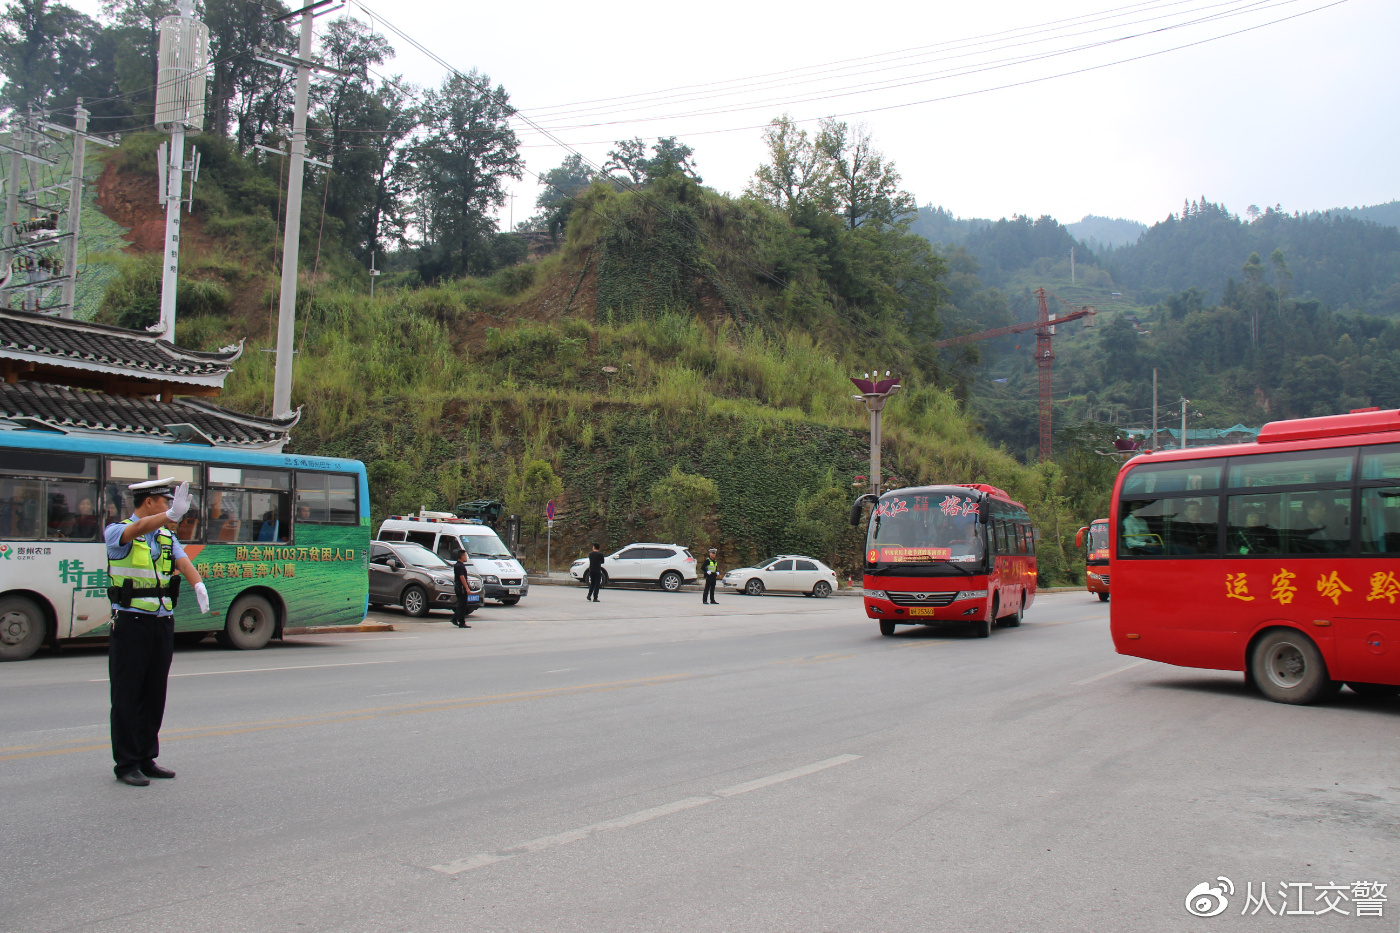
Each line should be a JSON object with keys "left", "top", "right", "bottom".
{"left": 1088, "top": 523, "right": 1109, "bottom": 551}
{"left": 867, "top": 492, "right": 984, "bottom": 563}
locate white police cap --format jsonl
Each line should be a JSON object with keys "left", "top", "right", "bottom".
{"left": 128, "top": 477, "right": 178, "bottom": 496}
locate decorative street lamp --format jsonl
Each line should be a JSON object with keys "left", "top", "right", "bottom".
{"left": 850, "top": 371, "right": 901, "bottom": 497}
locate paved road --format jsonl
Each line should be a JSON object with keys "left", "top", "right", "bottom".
{"left": 3, "top": 586, "right": 1397, "bottom": 932}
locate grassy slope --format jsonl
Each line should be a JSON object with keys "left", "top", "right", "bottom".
{"left": 86, "top": 146, "right": 1082, "bottom": 581}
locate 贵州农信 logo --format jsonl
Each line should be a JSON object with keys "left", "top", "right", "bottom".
{"left": 0, "top": 543, "right": 10, "bottom": 559}
{"left": 1185, "top": 877, "right": 1234, "bottom": 917}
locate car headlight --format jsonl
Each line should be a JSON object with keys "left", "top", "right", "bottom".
{"left": 431, "top": 575, "right": 451, "bottom": 586}
{"left": 863, "top": 589, "right": 886, "bottom": 599}
{"left": 468, "top": 577, "right": 483, "bottom": 592}
{"left": 955, "top": 590, "right": 989, "bottom": 600}
{"left": 484, "top": 575, "right": 500, "bottom": 584}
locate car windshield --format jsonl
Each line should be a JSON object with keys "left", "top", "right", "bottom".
{"left": 395, "top": 544, "right": 449, "bottom": 568}
{"left": 754, "top": 556, "right": 782, "bottom": 568}
{"left": 456, "top": 532, "right": 512, "bottom": 559}
{"left": 867, "top": 492, "right": 985, "bottom": 562}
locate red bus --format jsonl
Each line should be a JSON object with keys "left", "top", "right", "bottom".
{"left": 1109, "top": 407, "right": 1400, "bottom": 704}
{"left": 1076, "top": 518, "right": 1110, "bottom": 601}
{"left": 851, "top": 484, "right": 1037, "bottom": 638}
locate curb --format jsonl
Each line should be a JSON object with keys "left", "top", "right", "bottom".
{"left": 525, "top": 574, "right": 865, "bottom": 598}
{"left": 284, "top": 623, "right": 396, "bottom": 635}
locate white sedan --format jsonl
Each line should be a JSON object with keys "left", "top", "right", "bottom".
{"left": 723, "top": 555, "right": 839, "bottom": 597}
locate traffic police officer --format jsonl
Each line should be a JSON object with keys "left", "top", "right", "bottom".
{"left": 105, "top": 478, "right": 211, "bottom": 786}
{"left": 701, "top": 547, "right": 720, "bottom": 605}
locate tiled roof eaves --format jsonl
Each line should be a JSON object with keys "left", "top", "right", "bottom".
{"left": 0, "top": 308, "right": 241, "bottom": 377}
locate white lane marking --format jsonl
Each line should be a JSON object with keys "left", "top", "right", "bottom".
{"left": 430, "top": 754, "right": 862, "bottom": 876}
{"left": 365, "top": 691, "right": 415, "bottom": 698}
{"left": 712, "top": 754, "right": 863, "bottom": 797}
{"left": 1072, "top": 659, "right": 1148, "bottom": 686}
{"left": 544, "top": 668, "right": 576, "bottom": 674}
{"left": 88, "top": 660, "right": 397, "bottom": 682}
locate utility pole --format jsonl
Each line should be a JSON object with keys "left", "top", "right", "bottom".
{"left": 369, "top": 250, "right": 379, "bottom": 298}
{"left": 1152, "top": 368, "right": 1159, "bottom": 452}
{"left": 1070, "top": 246, "right": 1075, "bottom": 285}
{"left": 1179, "top": 397, "right": 1189, "bottom": 449}
{"left": 153, "top": 0, "right": 208, "bottom": 343}
{"left": 850, "top": 373, "right": 901, "bottom": 496}
{"left": 58, "top": 102, "right": 88, "bottom": 316}
{"left": 270, "top": 0, "right": 344, "bottom": 418}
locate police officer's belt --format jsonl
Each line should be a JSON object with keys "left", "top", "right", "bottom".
{"left": 108, "top": 577, "right": 181, "bottom": 609}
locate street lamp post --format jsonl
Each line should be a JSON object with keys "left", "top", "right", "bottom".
{"left": 850, "top": 372, "right": 901, "bottom": 497}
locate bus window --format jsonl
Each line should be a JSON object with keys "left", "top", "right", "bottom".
{"left": 1360, "top": 487, "right": 1400, "bottom": 554}
{"left": 105, "top": 460, "right": 202, "bottom": 539}
{"left": 1121, "top": 460, "right": 1224, "bottom": 495}
{"left": 1227, "top": 491, "right": 1352, "bottom": 555}
{"left": 207, "top": 467, "right": 289, "bottom": 543}
{"left": 1120, "top": 497, "right": 1219, "bottom": 556}
{"left": 295, "top": 472, "right": 359, "bottom": 524}
{"left": 0, "top": 450, "right": 99, "bottom": 540}
{"left": 0, "top": 477, "right": 42, "bottom": 537}
{"left": 1360, "top": 445, "right": 1400, "bottom": 481}
{"left": 1228, "top": 450, "right": 1354, "bottom": 488}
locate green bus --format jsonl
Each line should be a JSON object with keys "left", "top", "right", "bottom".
{"left": 0, "top": 429, "right": 369, "bottom": 661}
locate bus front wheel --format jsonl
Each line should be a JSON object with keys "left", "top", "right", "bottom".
{"left": 1250, "top": 629, "right": 1341, "bottom": 704}
{"left": 1097, "top": 592, "right": 1109, "bottom": 602}
{"left": 0, "top": 595, "right": 47, "bottom": 661}
{"left": 217, "top": 594, "right": 276, "bottom": 650}
{"left": 879, "top": 619, "right": 897, "bottom": 637}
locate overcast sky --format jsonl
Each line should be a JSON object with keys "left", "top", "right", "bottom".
{"left": 77, "top": 0, "right": 1400, "bottom": 228}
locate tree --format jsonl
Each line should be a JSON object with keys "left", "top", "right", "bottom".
{"left": 410, "top": 69, "right": 522, "bottom": 278}
{"left": 604, "top": 136, "right": 700, "bottom": 187}
{"left": 748, "top": 114, "right": 826, "bottom": 211}
{"left": 203, "top": 0, "right": 295, "bottom": 145}
{"left": 0, "top": 0, "right": 112, "bottom": 116}
{"left": 99, "top": 0, "right": 173, "bottom": 122}
{"left": 650, "top": 467, "right": 718, "bottom": 548}
{"left": 815, "top": 118, "right": 914, "bottom": 230}
{"left": 514, "top": 458, "right": 562, "bottom": 565}
{"left": 533, "top": 152, "right": 595, "bottom": 240}
{"left": 603, "top": 137, "right": 647, "bottom": 186}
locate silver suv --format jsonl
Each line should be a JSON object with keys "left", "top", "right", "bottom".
{"left": 570, "top": 543, "right": 697, "bottom": 591}
{"left": 369, "top": 541, "right": 482, "bottom": 617}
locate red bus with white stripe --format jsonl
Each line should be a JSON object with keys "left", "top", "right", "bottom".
{"left": 852, "top": 484, "right": 1037, "bottom": 639}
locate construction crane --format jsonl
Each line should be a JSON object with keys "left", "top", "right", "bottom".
{"left": 935, "top": 287, "right": 1095, "bottom": 462}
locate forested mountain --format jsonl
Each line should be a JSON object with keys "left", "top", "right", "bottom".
{"left": 1327, "top": 200, "right": 1400, "bottom": 229}
{"left": 1066, "top": 215, "right": 1145, "bottom": 250}
{"left": 1102, "top": 200, "right": 1400, "bottom": 314}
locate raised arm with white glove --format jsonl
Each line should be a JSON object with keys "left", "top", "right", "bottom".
{"left": 165, "top": 481, "right": 191, "bottom": 523}
{"left": 194, "top": 581, "right": 210, "bottom": 614}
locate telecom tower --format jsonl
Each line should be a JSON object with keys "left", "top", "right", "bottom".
{"left": 153, "top": 0, "right": 209, "bottom": 344}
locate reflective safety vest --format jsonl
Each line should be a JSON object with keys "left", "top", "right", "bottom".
{"left": 108, "top": 519, "right": 177, "bottom": 614}
{"left": 704, "top": 558, "right": 718, "bottom": 575}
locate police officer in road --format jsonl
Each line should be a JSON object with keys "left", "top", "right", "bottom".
{"left": 701, "top": 547, "right": 720, "bottom": 605}
{"left": 105, "top": 478, "right": 211, "bottom": 786}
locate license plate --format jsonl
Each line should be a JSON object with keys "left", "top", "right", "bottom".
{"left": 508, "top": 587, "right": 521, "bottom": 595}
{"left": 908, "top": 607, "right": 940, "bottom": 617}
{"left": 466, "top": 594, "right": 480, "bottom": 602}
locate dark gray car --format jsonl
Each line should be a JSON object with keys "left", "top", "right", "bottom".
{"left": 368, "top": 542, "right": 482, "bottom": 618}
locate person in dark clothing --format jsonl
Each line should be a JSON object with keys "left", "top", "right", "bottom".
{"left": 586, "top": 543, "right": 605, "bottom": 602}
{"left": 702, "top": 547, "right": 719, "bottom": 604}
{"left": 451, "top": 550, "right": 473, "bottom": 628}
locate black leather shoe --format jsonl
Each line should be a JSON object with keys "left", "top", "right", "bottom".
{"left": 460, "top": 624, "right": 471, "bottom": 628}
{"left": 141, "top": 763, "right": 176, "bottom": 779}
{"left": 117, "top": 770, "right": 150, "bottom": 786}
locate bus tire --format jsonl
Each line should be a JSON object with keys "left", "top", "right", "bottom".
{"left": 971, "top": 617, "right": 991, "bottom": 638}
{"left": 1250, "top": 628, "right": 1339, "bottom": 704}
{"left": 1003, "top": 594, "right": 1024, "bottom": 627}
{"left": 0, "top": 594, "right": 48, "bottom": 661}
{"left": 879, "top": 619, "right": 897, "bottom": 637}
{"left": 1347, "top": 682, "right": 1400, "bottom": 699}
{"left": 1097, "top": 592, "right": 1109, "bottom": 602}
{"left": 217, "top": 594, "right": 276, "bottom": 650}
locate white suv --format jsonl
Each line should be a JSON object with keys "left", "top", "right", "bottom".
{"left": 570, "top": 544, "right": 697, "bottom": 592}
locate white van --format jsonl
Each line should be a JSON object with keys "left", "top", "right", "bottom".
{"left": 377, "top": 512, "right": 529, "bottom": 605}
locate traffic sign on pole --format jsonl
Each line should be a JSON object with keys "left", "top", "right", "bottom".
{"left": 546, "top": 500, "right": 555, "bottom": 521}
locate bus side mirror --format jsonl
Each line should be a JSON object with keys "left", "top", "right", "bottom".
{"left": 849, "top": 493, "right": 876, "bottom": 526}
{"left": 1075, "top": 527, "right": 1087, "bottom": 548}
